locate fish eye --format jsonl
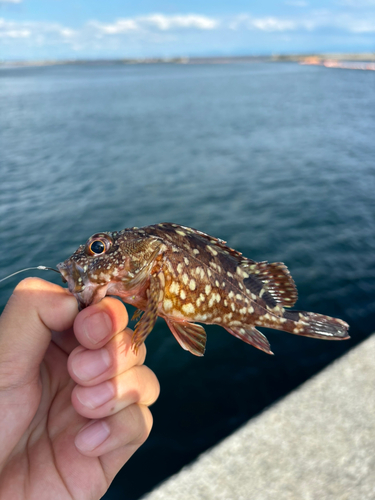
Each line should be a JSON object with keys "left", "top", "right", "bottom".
{"left": 85, "top": 233, "right": 113, "bottom": 256}
{"left": 90, "top": 240, "right": 105, "bottom": 254}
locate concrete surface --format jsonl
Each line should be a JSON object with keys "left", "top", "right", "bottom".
{"left": 142, "top": 335, "right": 375, "bottom": 500}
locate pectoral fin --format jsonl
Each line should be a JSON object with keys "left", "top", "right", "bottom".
{"left": 131, "top": 276, "right": 160, "bottom": 353}
{"left": 131, "top": 309, "right": 143, "bottom": 321}
{"left": 166, "top": 319, "right": 207, "bottom": 357}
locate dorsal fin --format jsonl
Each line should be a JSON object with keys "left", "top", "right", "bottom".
{"left": 155, "top": 223, "right": 246, "bottom": 261}
{"left": 242, "top": 261, "right": 298, "bottom": 308}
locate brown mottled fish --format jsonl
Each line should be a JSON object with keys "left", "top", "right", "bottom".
{"left": 57, "top": 223, "right": 350, "bottom": 356}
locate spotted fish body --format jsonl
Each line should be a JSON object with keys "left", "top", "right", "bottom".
{"left": 57, "top": 223, "right": 350, "bottom": 356}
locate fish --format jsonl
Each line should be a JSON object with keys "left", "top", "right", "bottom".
{"left": 57, "top": 223, "right": 350, "bottom": 356}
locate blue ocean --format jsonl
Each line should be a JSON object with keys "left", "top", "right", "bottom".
{"left": 1, "top": 62, "right": 374, "bottom": 499}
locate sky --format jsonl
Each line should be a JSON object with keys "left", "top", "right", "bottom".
{"left": 0, "top": 0, "right": 374, "bottom": 61}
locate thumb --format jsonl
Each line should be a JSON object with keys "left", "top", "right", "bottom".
{"left": 0, "top": 277, "right": 78, "bottom": 388}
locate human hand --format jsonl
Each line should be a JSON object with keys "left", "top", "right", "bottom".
{"left": 0, "top": 278, "right": 159, "bottom": 500}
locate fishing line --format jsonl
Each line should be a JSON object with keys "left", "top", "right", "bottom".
{"left": 0, "top": 266, "right": 60, "bottom": 283}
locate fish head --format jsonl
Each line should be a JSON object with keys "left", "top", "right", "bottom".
{"left": 57, "top": 229, "right": 163, "bottom": 309}
{"left": 57, "top": 231, "right": 133, "bottom": 309}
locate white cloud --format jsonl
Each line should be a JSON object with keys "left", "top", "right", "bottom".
{"left": 0, "top": 0, "right": 22, "bottom": 3}
{"left": 0, "top": 18, "right": 76, "bottom": 40}
{"left": 229, "top": 11, "right": 375, "bottom": 33}
{"left": 90, "top": 14, "right": 218, "bottom": 35}
{"left": 230, "top": 14, "right": 298, "bottom": 31}
{"left": 142, "top": 14, "right": 218, "bottom": 30}
{"left": 1, "top": 10, "right": 375, "bottom": 57}
{"left": 88, "top": 19, "right": 139, "bottom": 35}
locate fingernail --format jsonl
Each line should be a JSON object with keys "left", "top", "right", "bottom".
{"left": 75, "top": 420, "right": 110, "bottom": 452}
{"left": 83, "top": 312, "right": 112, "bottom": 344}
{"left": 72, "top": 348, "right": 111, "bottom": 381}
{"left": 76, "top": 381, "right": 115, "bottom": 409}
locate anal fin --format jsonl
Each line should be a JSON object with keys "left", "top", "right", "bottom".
{"left": 166, "top": 319, "right": 207, "bottom": 357}
{"left": 224, "top": 325, "right": 273, "bottom": 355}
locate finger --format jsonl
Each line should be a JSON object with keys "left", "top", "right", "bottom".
{"left": 68, "top": 327, "right": 146, "bottom": 386}
{"left": 74, "top": 403, "right": 153, "bottom": 459}
{"left": 71, "top": 365, "right": 160, "bottom": 419}
{"left": 73, "top": 297, "right": 129, "bottom": 349}
{"left": 0, "top": 278, "right": 78, "bottom": 388}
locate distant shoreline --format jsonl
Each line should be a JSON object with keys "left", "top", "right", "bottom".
{"left": 1, "top": 53, "right": 375, "bottom": 69}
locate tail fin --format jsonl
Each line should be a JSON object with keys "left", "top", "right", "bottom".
{"left": 255, "top": 309, "right": 350, "bottom": 341}
{"left": 281, "top": 310, "right": 350, "bottom": 340}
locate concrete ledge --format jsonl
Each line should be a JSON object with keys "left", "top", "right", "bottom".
{"left": 143, "top": 335, "right": 375, "bottom": 500}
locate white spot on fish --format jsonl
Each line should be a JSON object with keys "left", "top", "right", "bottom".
{"left": 189, "top": 279, "right": 196, "bottom": 291}
{"left": 195, "top": 313, "right": 208, "bottom": 321}
{"left": 236, "top": 267, "right": 249, "bottom": 278}
{"left": 170, "top": 281, "right": 180, "bottom": 295}
{"left": 164, "top": 299, "right": 173, "bottom": 311}
{"left": 207, "top": 245, "right": 218, "bottom": 256}
{"left": 182, "top": 303, "right": 195, "bottom": 315}
{"left": 177, "top": 263, "right": 184, "bottom": 274}
{"left": 205, "top": 284, "right": 212, "bottom": 295}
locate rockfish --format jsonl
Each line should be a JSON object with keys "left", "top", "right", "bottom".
{"left": 57, "top": 223, "right": 349, "bottom": 356}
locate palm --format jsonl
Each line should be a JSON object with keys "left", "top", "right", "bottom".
{"left": 4, "top": 333, "right": 109, "bottom": 500}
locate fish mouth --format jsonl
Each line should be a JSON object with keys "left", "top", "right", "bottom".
{"left": 57, "top": 260, "right": 91, "bottom": 310}
{"left": 57, "top": 260, "right": 109, "bottom": 310}
{"left": 57, "top": 260, "right": 86, "bottom": 292}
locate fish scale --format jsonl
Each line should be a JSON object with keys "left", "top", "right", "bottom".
{"left": 57, "top": 222, "right": 350, "bottom": 356}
